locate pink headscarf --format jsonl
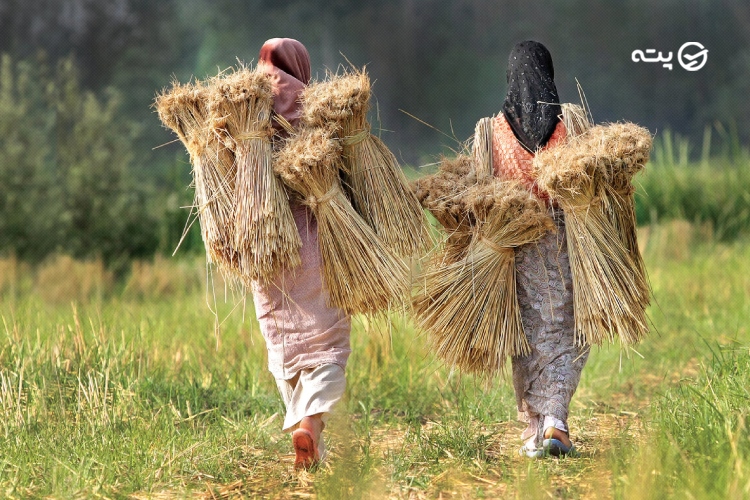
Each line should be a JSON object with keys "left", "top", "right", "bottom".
{"left": 258, "top": 38, "right": 311, "bottom": 132}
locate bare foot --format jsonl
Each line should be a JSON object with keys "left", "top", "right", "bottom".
{"left": 293, "top": 414, "right": 324, "bottom": 470}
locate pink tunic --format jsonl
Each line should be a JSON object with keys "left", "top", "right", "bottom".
{"left": 252, "top": 204, "right": 351, "bottom": 380}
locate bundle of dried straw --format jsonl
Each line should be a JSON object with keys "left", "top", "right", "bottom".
{"left": 156, "top": 79, "right": 242, "bottom": 280}
{"left": 472, "top": 117, "right": 495, "bottom": 181}
{"left": 274, "top": 128, "right": 409, "bottom": 315}
{"left": 413, "top": 155, "right": 476, "bottom": 229}
{"left": 412, "top": 121, "right": 554, "bottom": 375}
{"left": 208, "top": 67, "right": 301, "bottom": 284}
{"left": 300, "top": 70, "right": 429, "bottom": 258}
{"left": 413, "top": 179, "right": 552, "bottom": 375}
{"left": 596, "top": 123, "right": 652, "bottom": 309}
{"left": 534, "top": 122, "right": 652, "bottom": 346}
{"left": 412, "top": 115, "right": 501, "bottom": 263}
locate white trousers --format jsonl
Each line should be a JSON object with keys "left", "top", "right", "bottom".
{"left": 275, "top": 363, "right": 346, "bottom": 433}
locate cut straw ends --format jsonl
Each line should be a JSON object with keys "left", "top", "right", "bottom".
{"left": 301, "top": 70, "right": 371, "bottom": 129}
{"left": 273, "top": 128, "right": 342, "bottom": 186}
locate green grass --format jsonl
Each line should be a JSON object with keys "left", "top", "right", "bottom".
{"left": 635, "top": 130, "right": 750, "bottom": 241}
{"left": 0, "top": 226, "right": 749, "bottom": 499}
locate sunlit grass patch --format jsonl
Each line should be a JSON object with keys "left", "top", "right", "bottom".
{"left": 0, "top": 234, "right": 748, "bottom": 497}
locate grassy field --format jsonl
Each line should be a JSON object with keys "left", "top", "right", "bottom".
{"left": 0, "top": 221, "right": 747, "bottom": 499}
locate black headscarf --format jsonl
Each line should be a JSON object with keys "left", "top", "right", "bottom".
{"left": 501, "top": 41, "right": 562, "bottom": 153}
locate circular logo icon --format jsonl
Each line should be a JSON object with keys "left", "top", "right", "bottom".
{"left": 678, "top": 42, "right": 708, "bottom": 71}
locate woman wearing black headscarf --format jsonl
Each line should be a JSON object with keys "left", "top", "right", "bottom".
{"left": 491, "top": 41, "right": 588, "bottom": 458}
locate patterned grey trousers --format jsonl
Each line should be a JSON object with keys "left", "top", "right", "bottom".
{"left": 512, "top": 212, "right": 589, "bottom": 446}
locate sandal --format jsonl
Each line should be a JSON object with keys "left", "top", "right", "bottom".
{"left": 518, "top": 441, "right": 545, "bottom": 459}
{"left": 542, "top": 428, "right": 580, "bottom": 458}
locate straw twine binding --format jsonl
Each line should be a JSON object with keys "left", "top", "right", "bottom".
{"left": 300, "top": 70, "right": 430, "bottom": 258}
{"left": 273, "top": 128, "right": 408, "bottom": 315}
{"left": 534, "top": 121, "right": 652, "bottom": 346}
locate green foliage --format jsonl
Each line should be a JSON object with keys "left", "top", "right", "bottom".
{"left": 653, "top": 346, "right": 750, "bottom": 498}
{"left": 609, "top": 345, "right": 750, "bottom": 499}
{"left": 635, "top": 129, "right": 750, "bottom": 240}
{"left": 0, "top": 54, "right": 160, "bottom": 263}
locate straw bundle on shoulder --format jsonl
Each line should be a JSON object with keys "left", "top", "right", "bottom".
{"left": 534, "top": 124, "right": 650, "bottom": 346}
{"left": 208, "top": 67, "right": 301, "bottom": 284}
{"left": 412, "top": 113, "right": 497, "bottom": 262}
{"left": 412, "top": 181, "right": 553, "bottom": 376}
{"left": 300, "top": 70, "right": 430, "bottom": 258}
{"left": 155, "top": 80, "right": 242, "bottom": 280}
{"left": 595, "top": 123, "right": 652, "bottom": 309}
{"left": 273, "top": 128, "right": 409, "bottom": 315}
{"left": 560, "top": 106, "right": 650, "bottom": 310}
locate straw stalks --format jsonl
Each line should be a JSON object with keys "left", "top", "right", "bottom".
{"left": 596, "top": 123, "right": 653, "bottom": 309}
{"left": 155, "top": 80, "right": 242, "bottom": 281}
{"left": 534, "top": 122, "right": 652, "bottom": 345}
{"left": 412, "top": 131, "right": 552, "bottom": 375}
{"left": 209, "top": 68, "right": 301, "bottom": 284}
{"left": 273, "top": 128, "right": 409, "bottom": 315}
{"left": 412, "top": 181, "right": 552, "bottom": 376}
{"left": 472, "top": 117, "right": 494, "bottom": 180}
{"left": 301, "top": 70, "right": 429, "bottom": 258}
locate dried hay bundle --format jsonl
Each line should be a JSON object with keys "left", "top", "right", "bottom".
{"left": 300, "top": 70, "right": 429, "bottom": 257}
{"left": 155, "top": 80, "right": 242, "bottom": 279}
{"left": 595, "top": 123, "right": 652, "bottom": 308}
{"left": 412, "top": 181, "right": 553, "bottom": 376}
{"left": 209, "top": 68, "right": 301, "bottom": 284}
{"left": 274, "top": 128, "right": 409, "bottom": 315}
{"left": 560, "top": 106, "right": 650, "bottom": 309}
{"left": 534, "top": 122, "right": 651, "bottom": 346}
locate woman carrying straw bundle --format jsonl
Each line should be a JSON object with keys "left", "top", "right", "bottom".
{"left": 251, "top": 38, "right": 350, "bottom": 470}
{"left": 491, "top": 41, "right": 588, "bottom": 458}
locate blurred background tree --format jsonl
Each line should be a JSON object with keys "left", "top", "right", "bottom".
{"left": 0, "top": 54, "right": 159, "bottom": 263}
{"left": 0, "top": 0, "right": 748, "bottom": 261}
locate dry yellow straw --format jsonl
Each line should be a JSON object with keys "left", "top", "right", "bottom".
{"left": 472, "top": 117, "right": 494, "bottom": 180}
{"left": 274, "top": 128, "right": 408, "bottom": 315}
{"left": 155, "top": 80, "right": 242, "bottom": 281}
{"left": 412, "top": 126, "right": 553, "bottom": 375}
{"left": 596, "top": 123, "right": 652, "bottom": 309}
{"left": 208, "top": 67, "right": 301, "bottom": 284}
{"left": 561, "top": 103, "right": 592, "bottom": 138}
{"left": 412, "top": 155, "right": 479, "bottom": 262}
{"left": 560, "top": 106, "right": 651, "bottom": 310}
{"left": 300, "top": 70, "right": 430, "bottom": 258}
{"left": 534, "top": 124, "right": 651, "bottom": 346}
{"left": 413, "top": 181, "right": 552, "bottom": 376}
